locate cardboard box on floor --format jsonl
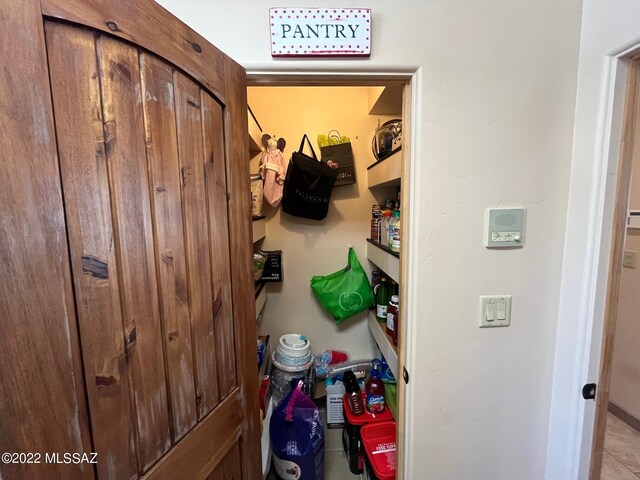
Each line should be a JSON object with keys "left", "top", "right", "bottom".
{"left": 326, "top": 381, "right": 345, "bottom": 427}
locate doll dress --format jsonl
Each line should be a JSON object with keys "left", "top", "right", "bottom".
{"left": 260, "top": 149, "right": 287, "bottom": 207}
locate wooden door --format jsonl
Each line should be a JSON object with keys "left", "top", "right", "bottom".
{"left": 0, "top": 1, "right": 259, "bottom": 479}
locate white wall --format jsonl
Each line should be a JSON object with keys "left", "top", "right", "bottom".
{"left": 248, "top": 86, "right": 395, "bottom": 360}
{"left": 546, "top": 1, "right": 640, "bottom": 479}
{"left": 157, "top": 1, "right": 583, "bottom": 478}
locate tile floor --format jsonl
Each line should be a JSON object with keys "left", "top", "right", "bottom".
{"left": 322, "top": 408, "right": 365, "bottom": 480}
{"left": 602, "top": 412, "right": 640, "bottom": 479}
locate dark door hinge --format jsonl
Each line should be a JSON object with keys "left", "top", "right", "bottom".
{"left": 403, "top": 367, "right": 409, "bottom": 385}
{"left": 582, "top": 383, "right": 597, "bottom": 400}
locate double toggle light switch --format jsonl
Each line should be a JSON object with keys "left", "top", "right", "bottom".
{"left": 479, "top": 295, "right": 512, "bottom": 327}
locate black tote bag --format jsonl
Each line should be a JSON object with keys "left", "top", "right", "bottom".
{"left": 282, "top": 134, "right": 338, "bottom": 221}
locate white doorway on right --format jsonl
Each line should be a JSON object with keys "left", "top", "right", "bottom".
{"left": 596, "top": 57, "right": 640, "bottom": 480}
{"left": 600, "top": 185, "right": 640, "bottom": 479}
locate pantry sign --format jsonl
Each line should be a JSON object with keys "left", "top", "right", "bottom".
{"left": 270, "top": 8, "right": 371, "bottom": 57}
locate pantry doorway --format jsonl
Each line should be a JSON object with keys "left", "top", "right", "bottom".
{"left": 246, "top": 71, "right": 419, "bottom": 479}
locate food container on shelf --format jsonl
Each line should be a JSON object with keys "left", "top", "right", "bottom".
{"left": 372, "top": 119, "right": 402, "bottom": 162}
{"left": 270, "top": 334, "right": 314, "bottom": 405}
{"left": 271, "top": 333, "right": 313, "bottom": 372}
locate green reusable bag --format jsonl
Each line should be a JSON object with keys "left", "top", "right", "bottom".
{"left": 310, "top": 247, "right": 374, "bottom": 323}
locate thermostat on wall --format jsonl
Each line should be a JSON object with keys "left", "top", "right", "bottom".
{"left": 485, "top": 208, "right": 525, "bottom": 248}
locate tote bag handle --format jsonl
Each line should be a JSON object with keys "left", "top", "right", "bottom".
{"left": 327, "top": 129, "right": 342, "bottom": 145}
{"left": 298, "top": 134, "right": 319, "bottom": 161}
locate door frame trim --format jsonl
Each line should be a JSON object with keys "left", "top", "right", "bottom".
{"left": 546, "top": 41, "right": 640, "bottom": 479}
{"left": 247, "top": 68, "right": 419, "bottom": 479}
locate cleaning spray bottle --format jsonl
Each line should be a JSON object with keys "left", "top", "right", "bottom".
{"left": 366, "top": 359, "right": 386, "bottom": 414}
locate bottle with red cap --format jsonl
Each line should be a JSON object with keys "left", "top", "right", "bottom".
{"left": 366, "top": 359, "right": 386, "bottom": 414}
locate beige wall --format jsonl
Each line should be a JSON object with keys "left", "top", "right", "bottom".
{"left": 249, "top": 86, "right": 396, "bottom": 359}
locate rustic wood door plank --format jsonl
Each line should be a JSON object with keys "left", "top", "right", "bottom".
{"left": 0, "top": 2, "right": 94, "bottom": 479}
{"left": 174, "top": 71, "right": 220, "bottom": 419}
{"left": 140, "top": 390, "right": 243, "bottom": 480}
{"left": 45, "top": 21, "right": 138, "bottom": 480}
{"left": 96, "top": 34, "right": 171, "bottom": 471}
{"left": 141, "top": 52, "right": 198, "bottom": 443}
{"left": 42, "top": 0, "right": 227, "bottom": 103}
{"left": 205, "top": 440, "right": 242, "bottom": 480}
{"left": 221, "top": 442, "right": 243, "bottom": 480}
{"left": 201, "top": 92, "right": 238, "bottom": 399}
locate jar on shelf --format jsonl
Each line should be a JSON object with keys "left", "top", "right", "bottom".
{"left": 386, "top": 294, "right": 399, "bottom": 338}
{"left": 380, "top": 210, "right": 392, "bottom": 246}
{"left": 390, "top": 211, "right": 401, "bottom": 253}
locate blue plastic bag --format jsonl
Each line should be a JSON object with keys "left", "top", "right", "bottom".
{"left": 270, "top": 381, "right": 324, "bottom": 480}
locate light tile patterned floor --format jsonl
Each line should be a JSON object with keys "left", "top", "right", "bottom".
{"left": 321, "top": 409, "right": 365, "bottom": 480}
{"left": 602, "top": 412, "right": 640, "bottom": 479}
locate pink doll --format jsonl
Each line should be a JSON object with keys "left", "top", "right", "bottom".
{"left": 260, "top": 134, "right": 287, "bottom": 207}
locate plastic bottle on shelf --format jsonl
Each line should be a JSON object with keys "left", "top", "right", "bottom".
{"left": 375, "top": 277, "right": 390, "bottom": 323}
{"left": 343, "top": 370, "right": 365, "bottom": 415}
{"left": 390, "top": 210, "right": 401, "bottom": 253}
{"left": 392, "top": 298, "right": 399, "bottom": 347}
{"left": 386, "top": 295, "right": 399, "bottom": 337}
{"left": 366, "top": 359, "right": 386, "bottom": 414}
{"left": 388, "top": 210, "right": 400, "bottom": 249}
{"left": 380, "top": 210, "right": 392, "bottom": 246}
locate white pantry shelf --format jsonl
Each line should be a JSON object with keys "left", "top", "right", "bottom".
{"left": 367, "top": 239, "right": 400, "bottom": 284}
{"left": 368, "top": 85, "right": 403, "bottom": 116}
{"left": 367, "top": 311, "right": 398, "bottom": 380}
{"left": 255, "top": 283, "right": 267, "bottom": 322}
{"left": 252, "top": 216, "right": 266, "bottom": 243}
{"left": 367, "top": 149, "right": 401, "bottom": 188}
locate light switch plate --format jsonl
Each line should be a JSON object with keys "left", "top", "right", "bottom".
{"left": 623, "top": 250, "right": 637, "bottom": 269}
{"left": 479, "top": 295, "right": 511, "bottom": 327}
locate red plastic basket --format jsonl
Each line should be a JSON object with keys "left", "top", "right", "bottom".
{"left": 361, "top": 421, "right": 397, "bottom": 480}
{"left": 342, "top": 393, "right": 394, "bottom": 425}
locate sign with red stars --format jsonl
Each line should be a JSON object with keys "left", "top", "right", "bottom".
{"left": 270, "top": 8, "right": 371, "bottom": 57}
